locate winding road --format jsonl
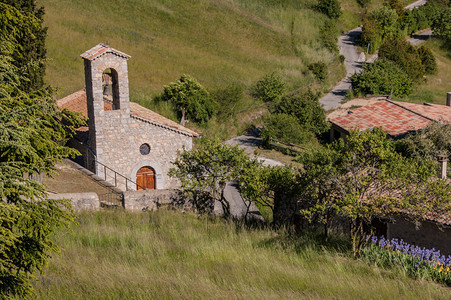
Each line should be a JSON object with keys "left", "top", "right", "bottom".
{"left": 319, "top": 0, "right": 431, "bottom": 111}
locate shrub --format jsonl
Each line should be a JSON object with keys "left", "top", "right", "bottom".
{"left": 319, "top": 19, "right": 339, "bottom": 53}
{"left": 417, "top": 45, "right": 437, "bottom": 75}
{"left": 317, "top": 0, "right": 342, "bottom": 19}
{"left": 350, "top": 59, "right": 413, "bottom": 97}
{"left": 251, "top": 72, "right": 285, "bottom": 103}
{"left": 272, "top": 90, "right": 329, "bottom": 134}
{"left": 260, "top": 113, "right": 310, "bottom": 145}
{"left": 432, "top": 7, "right": 451, "bottom": 43}
{"left": 308, "top": 62, "right": 327, "bottom": 81}
{"left": 212, "top": 82, "right": 244, "bottom": 117}
{"left": 379, "top": 38, "right": 425, "bottom": 81}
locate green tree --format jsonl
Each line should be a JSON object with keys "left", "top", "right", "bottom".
{"left": 308, "top": 62, "right": 327, "bottom": 81}
{"left": 350, "top": 59, "right": 413, "bottom": 97}
{"left": 0, "top": 1, "right": 47, "bottom": 91}
{"left": 272, "top": 90, "right": 329, "bottom": 134}
{"left": 0, "top": 41, "right": 83, "bottom": 296}
{"left": 417, "top": 45, "right": 437, "bottom": 75}
{"left": 160, "top": 74, "right": 217, "bottom": 125}
{"left": 260, "top": 113, "right": 311, "bottom": 146}
{"left": 212, "top": 82, "right": 244, "bottom": 118}
{"left": 431, "top": 7, "right": 451, "bottom": 44}
{"left": 379, "top": 38, "right": 425, "bottom": 82}
{"left": 251, "top": 72, "right": 285, "bottom": 103}
{"left": 169, "top": 138, "right": 250, "bottom": 217}
{"left": 298, "top": 129, "right": 450, "bottom": 256}
{"left": 317, "top": 0, "right": 342, "bottom": 19}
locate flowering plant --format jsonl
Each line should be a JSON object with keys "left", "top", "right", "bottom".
{"left": 363, "top": 236, "right": 451, "bottom": 285}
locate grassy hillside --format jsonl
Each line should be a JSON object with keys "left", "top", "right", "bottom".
{"left": 40, "top": 0, "right": 350, "bottom": 101}
{"left": 33, "top": 210, "right": 450, "bottom": 299}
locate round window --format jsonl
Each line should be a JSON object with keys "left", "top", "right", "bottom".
{"left": 139, "top": 143, "right": 151, "bottom": 155}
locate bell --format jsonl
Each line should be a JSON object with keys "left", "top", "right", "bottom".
{"left": 103, "top": 83, "right": 112, "bottom": 96}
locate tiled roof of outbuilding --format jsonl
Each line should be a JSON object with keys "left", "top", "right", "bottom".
{"left": 330, "top": 99, "right": 451, "bottom": 137}
{"left": 80, "top": 43, "right": 131, "bottom": 61}
{"left": 56, "top": 89, "right": 199, "bottom": 137}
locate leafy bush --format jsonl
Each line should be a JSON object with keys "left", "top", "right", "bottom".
{"left": 350, "top": 59, "right": 413, "bottom": 97}
{"left": 417, "top": 45, "right": 437, "bottom": 75}
{"left": 251, "top": 72, "right": 285, "bottom": 103}
{"left": 379, "top": 38, "right": 425, "bottom": 81}
{"left": 432, "top": 7, "right": 451, "bottom": 43}
{"left": 260, "top": 113, "right": 311, "bottom": 145}
{"left": 160, "top": 74, "right": 217, "bottom": 124}
{"left": 396, "top": 123, "right": 451, "bottom": 160}
{"left": 212, "top": 82, "right": 244, "bottom": 118}
{"left": 360, "top": 7, "right": 400, "bottom": 53}
{"left": 272, "top": 90, "right": 329, "bottom": 134}
{"left": 317, "top": 0, "right": 342, "bottom": 19}
{"left": 308, "top": 62, "right": 327, "bottom": 81}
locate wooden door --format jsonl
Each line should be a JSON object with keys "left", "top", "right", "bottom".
{"left": 136, "top": 166, "right": 155, "bottom": 190}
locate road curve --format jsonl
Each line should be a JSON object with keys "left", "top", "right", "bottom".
{"left": 319, "top": 26, "right": 364, "bottom": 111}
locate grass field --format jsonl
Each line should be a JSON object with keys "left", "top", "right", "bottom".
{"left": 32, "top": 210, "right": 451, "bottom": 299}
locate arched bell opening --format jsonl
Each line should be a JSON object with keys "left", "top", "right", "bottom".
{"left": 102, "top": 68, "right": 120, "bottom": 110}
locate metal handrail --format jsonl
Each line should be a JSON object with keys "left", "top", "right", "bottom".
{"left": 94, "top": 160, "right": 146, "bottom": 190}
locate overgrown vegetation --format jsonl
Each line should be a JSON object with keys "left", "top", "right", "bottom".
{"left": 32, "top": 210, "right": 451, "bottom": 298}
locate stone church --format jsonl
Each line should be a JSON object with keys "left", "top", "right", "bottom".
{"left": 57, "top": 43, "right": 198, "bottom": 190}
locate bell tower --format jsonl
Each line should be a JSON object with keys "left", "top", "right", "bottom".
{"left": 80, "top": 44, "right": 131, "bottom": 156}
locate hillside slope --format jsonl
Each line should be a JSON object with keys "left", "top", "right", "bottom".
{"left": 41, "top": 0, "right": 347, "bottom": 101}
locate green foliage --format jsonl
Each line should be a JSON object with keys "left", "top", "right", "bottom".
{"left": 319, "top": 19, "right": 339, "bottom": 53}
{"left": 251, "top": 72, "right": 285, "bottom": 103}
{"left": 260, "top": 113, "right": 311, "bottom": 145}
{"left": 0, "top": 41, "right": 82, "bottom": 297}
{"left": 0, "top": 1, "right": 47, "bottom": 91}
{"left": 212, "top": 83, "right": 244, "bottom": 118}
{"left": 308, "top": 62, "right": 328, "bottom": 81}
{"left": 160, "top": 74, "right": 217, "bottom": 124}
{"left": 379, "top": 38, "right": 425, "bottom": 82}
{"left": 350, "top": 59, "right": 413, "bottom": 97}
{"left": 384, "top": 0, "right": 405, "bottom": 20}
{"left": 417, "top": 45, "right": 438, "bottom": 75}
{"left": 396, "top": 123, "right": 451, "bottom": 161}
{"left": 297, "top": 129, "right": 450, "bottom": 256}
{"left": 317, "top": 0, "right": 342, "bottom": 19}
{"left": 272, "top": 90, "right": 330, "bottom": 134}
{"left": 360, "top": 6, "right": 400, "bottom": 53}
{"left": 431, "top": 7, "right": 451, "bottom": 43}
{"left": 169, "top": 138, "right": 252, "bottom": 216}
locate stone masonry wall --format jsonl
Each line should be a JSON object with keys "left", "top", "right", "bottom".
{"left": 48, "top": 192, "right": 100, "bottom": 211}
{"left": 388, "top": 219, "right": 451, "bottom": 255}
{"left": 123, "top": 189, "right": 181, "bottom": 211}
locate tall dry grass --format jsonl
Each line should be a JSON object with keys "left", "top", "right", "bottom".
{"left": 32, "top": 209, "right": 450, "bottom": 299}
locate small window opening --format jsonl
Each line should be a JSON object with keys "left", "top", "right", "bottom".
{"left": 102, "top": 68, "right": 120, "bottom": 110}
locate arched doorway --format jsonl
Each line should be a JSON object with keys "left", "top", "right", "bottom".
{"left": 136, "top": 166, "right": 155, "bottom": 190}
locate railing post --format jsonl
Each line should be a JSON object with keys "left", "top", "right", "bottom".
{"left": 114, "top": 172, "right": 117, "bottom": 187}
{"left": 126, "top": 179, "right": 128, "bottom": 191}
{"left": 104, "top": 165, "right": 106, "bottom": 181}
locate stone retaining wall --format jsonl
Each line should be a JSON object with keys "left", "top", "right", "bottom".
{"left": 123, "top": 189, "right": 182, "bottom": 211}
{"left": 47, "top": 192, "right": 100, "bottom": 211}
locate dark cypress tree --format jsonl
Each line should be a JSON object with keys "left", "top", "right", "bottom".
{"left": 0, "top": 0, "right": 47, "bottom": 91}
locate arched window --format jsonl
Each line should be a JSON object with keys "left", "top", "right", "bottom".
{"left": 102, "top": 68, "right": 120, "bottom": 110}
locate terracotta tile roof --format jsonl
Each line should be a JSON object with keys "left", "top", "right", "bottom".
{"left": 80, "top": 43, "right": 131, "bottom": 61}
{"left": 56, "top": 89, "right": 199, "bottom": 137}
{"left": 330, "top": 99, "right": 451, "bottom": 137}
